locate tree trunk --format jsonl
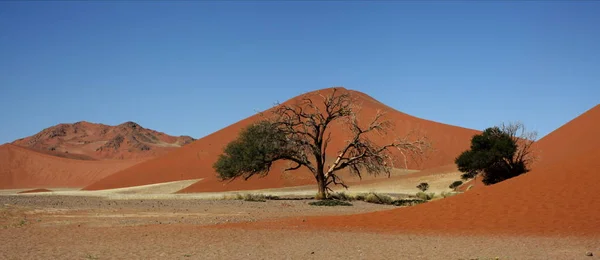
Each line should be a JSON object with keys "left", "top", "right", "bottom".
{"left": 315, "top": 172, "right": 327, "bottom": 200}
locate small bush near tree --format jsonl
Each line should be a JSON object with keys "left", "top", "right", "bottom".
{"left": 449, "top": 180, "right": 463, "bottom": 190}
{"left": 455, "top": 122, "right": 537, "bottom": 185}
{"left": 329, "top": 192, "right": 355, "bottom": 201}
{"left": 416, "top": 182, "right": 429, "bottom": 192}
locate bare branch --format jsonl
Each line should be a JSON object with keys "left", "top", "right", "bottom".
{"left": 284, "top": 161, "right": 302, "bottom": 172}
{"left": 499, "top": 121, "right": 538, "bottom": 166}
{"left": 233, "top": 87, "right": 431, "bottom": 197}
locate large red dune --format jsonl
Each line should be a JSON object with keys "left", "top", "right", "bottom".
{"left": 0, "top": 144, "right": 145, "bottom": 189}
{"left": 234, "top": 104, "right": 600, "bottom": 237}
{"left": 84, "top": 87, "right": 480, "bottom": 192}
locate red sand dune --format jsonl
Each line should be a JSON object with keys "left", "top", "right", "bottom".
{"left": 0, "top": 144, "right": 145, "bottom": 189}
{"left": 18, "top": 188, "right": 52, "bottom": 194}
{"left": 12, "top": 121, "right": 195, "bottom": 160}
{"left": 233, "top": 104, "right": 600, "bottom": 237}
{"left": 84, "top": 87, "right": 480, "bottom": 192}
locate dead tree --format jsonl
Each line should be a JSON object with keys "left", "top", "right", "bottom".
{"left": 215, "top": 88, "right": 431, "bottom": 199}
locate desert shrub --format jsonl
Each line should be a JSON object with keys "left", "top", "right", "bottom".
{"left": 440, "top": 191, "right": 458, "bottom": 198}
{"left": 222, "top": 193, "right": 279, "bottom": 201}
{"left": 416, "top": 191, "right": 435, "bottom": 201}
{"left": 449, "top": 180, "right": 463, "bottom": 190}
{"left": 330, "top": 192, "right": 355, "bottom": 201}
{"left": 391, "top": 198, "right": 426, "bottom": 207}
{"left": 416, "top": 182, "right": 429, "bottom": 192}
{"left": 363, "top": 193, "right": 394, "bottom": 205}
{"left": 221, "top": 194, "right": 243, "bottom": 200}
{"left": 308, "top": 200, "right": 353, "bottom": 206}
{"left": 264, "top": 195, "right": 280, "bottom": 200}
{"left": 354, "top": 193, "right": 366, "bottom": 201}
{"left": 242, "top": 193, "right": 267, "bottom": 202}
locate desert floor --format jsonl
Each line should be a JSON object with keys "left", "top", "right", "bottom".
{"left": 1, "top": 194, "right": 597, "bottom": 260}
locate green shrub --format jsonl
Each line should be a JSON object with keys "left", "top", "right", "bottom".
{"left": 363, "top": 193, "right": 394, "bottom": 205}
{"left": 221, "top": 194, "right": 243, "bottom": 200}
{"left": 449, "top": 180, "right": 463, "bottom": 190}
{"left": 330, "top": 192, "right": 354, "bottom": 201}
{"left": 440, "top": 191, "right": 458, "bottom": 198}
{"left": 242, "top": 193, "right": 267, "bottom": 202}
{"left": 354, "top": 193, "right": 366, "bottom": 201}
{"left": 391, "top": 198, "right": 426, "bottom": 206}
{"left": 308, "top": 200, "right": 353, "bottom": 206}
{"left": 416, "top": 191, "right": 435, "bottom": 201}
{"left": 222, "top": 193, "right": 279, "bottom": 201}
{"left": 264, "top": 195, "right": 280, "bottom": 200}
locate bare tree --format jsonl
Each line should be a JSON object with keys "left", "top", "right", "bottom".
{"left": 214, "top": 88, "right": 431, "bottom": 199}
{"left": 498, "top": 121, "right": 538, "bottom": 166}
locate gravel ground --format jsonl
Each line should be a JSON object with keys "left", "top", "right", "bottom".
{"left": 1, "top": 195, "right": 597, "bottom": 259}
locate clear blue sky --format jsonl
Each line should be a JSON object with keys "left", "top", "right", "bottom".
{"left": 1, "top": 1, "right": 598, "bottom": 144}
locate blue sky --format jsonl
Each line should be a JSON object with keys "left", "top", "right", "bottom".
{"left": 1, "top": 1, "right": 598, "bottom": 144}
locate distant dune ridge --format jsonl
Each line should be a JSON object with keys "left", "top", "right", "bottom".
{"left": 250, "top": 104, "right": 600, "bottom": 237}
{"left": 83, "top": 87, "right": 481, "bottom": 192}
{"left": 12, "top": 121, "right": 195, "bottom": 160}
{"left": 1, "top": 121, "right": 194, "bottom": 189}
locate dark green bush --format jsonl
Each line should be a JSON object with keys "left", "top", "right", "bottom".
{"left": 308, "top": 200, "right": 353, "bottom": 206}
{"left": 416, "top": 182, "right": 429, "bottom": 192}
{"left": 392, "top": 199, "right": 426, "bottom": 206}
{"left": 449, "top": 180, "right": 463, "bottom": 190}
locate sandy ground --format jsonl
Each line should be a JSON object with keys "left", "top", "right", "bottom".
{"left": 1, "top": 195, "right": 597, "bottom": 260}
{"left": 3, "top": 167, "right": 463, "bottom": 200}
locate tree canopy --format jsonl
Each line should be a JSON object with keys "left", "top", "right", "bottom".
{"left": 455, "top": 122, "right": 537, "bottom": 185}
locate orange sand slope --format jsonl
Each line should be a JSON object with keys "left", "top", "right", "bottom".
{"left": 0, "top": 144, "right": 145, "bottom": 189}
{"left": 246, "top": 104, "right": 600, "bottom": 237}
{"left": 84, "top": 87, "right": 480, "bottom": 192}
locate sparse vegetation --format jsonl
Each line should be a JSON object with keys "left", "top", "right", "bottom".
{"left": 391, "top": 198, "right": 426, "bottom": 206}
{"left": 242, "top": 194, "right": 267, "bottom": 202}
{"left": 221, "top": 193, "right": 279, "bottom": 202}
{"left": 325, "top": 192, "right": 426, "bottom": 207}
{"left": 354, "top": 193, "right": 366, "bottom": 201}
{"left": 84, "top": 254, "right": 99, "bottom": 260}
{"left": 329, "top": 192, "right": 355, "bottom": 201}
{"left": 308, "top": 200, "right": 353, "bottom": 206}
{"left": 416, "top": 191, "right": 435, "bottom": 201}
{"left": 214, "top": 88, "right": 431, "bottom": 199}
{"left": 440, "top": 191, "right": 458, "bottom": 198}
{"left": 363, "top": 193, "right": 394, "bottom": 205}
{"left": 449, "top": 180, "right": 463, "bottom": 190}
{"left": 416, "top": 182, "right": 429, "bottom": 192}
